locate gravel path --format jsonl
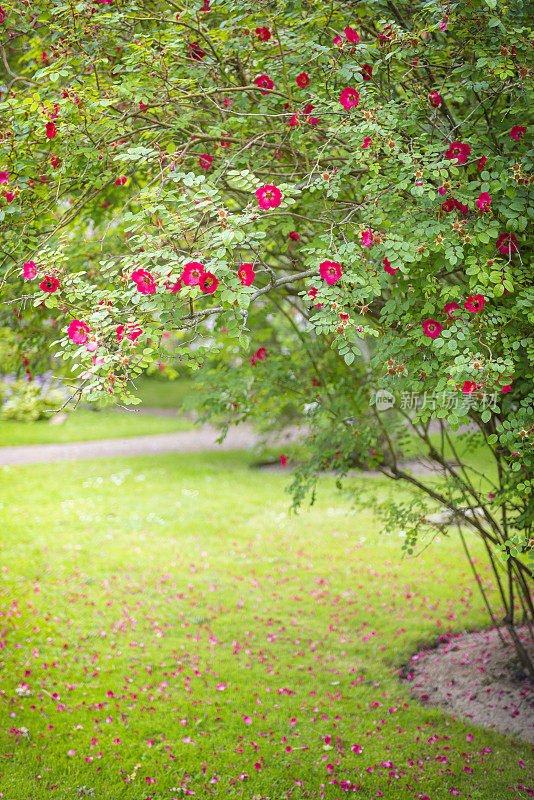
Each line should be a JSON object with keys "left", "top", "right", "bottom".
{"left": 0, "top": 424, "right": 268, "bottom": 466}
{"left": 0, "top": 422, "right": 449, "bottom": 474}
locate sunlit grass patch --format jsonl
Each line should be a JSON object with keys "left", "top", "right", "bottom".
{"left": 0, "top": 452, "right": 530, "bottom": 799}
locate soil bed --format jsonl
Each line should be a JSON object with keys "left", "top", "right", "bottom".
{"left": 404, "top": 626, "right": 534, "bottom": 743}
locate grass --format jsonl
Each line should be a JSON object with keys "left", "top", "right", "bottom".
{"left": 0, "top": 409, "right": 193, "bottom": 447}
{"left": 0, "top": 451, "right": 531, "bottom": 799}
{"left": 130, "top": 376, "right": 194, "bottom": 409}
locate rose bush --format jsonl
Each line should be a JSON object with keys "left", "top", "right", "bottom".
{"left": 0, "top": 0, "right": 532, "bottom": 670}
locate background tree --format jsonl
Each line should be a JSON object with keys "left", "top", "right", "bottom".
{"left": 1, "top": 0, "right": 532, "bottom": 671}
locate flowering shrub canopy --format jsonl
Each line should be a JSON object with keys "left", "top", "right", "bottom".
{"left": 0, "top": 0, "right": 533, "bottom": 661}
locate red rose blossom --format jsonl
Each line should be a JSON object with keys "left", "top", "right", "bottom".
{"left": 464, "top": 295, "right": 486, "bottom": 313}
{"left": 362, "top": 136, "right": 372, "bottom": 149}
{"left": 289, "top": 231, "right": 300, "bottom": 241}
{"left": 475, "top": 192, "right": 492, "bottom": 211}
{"left": 199, "top": 271, "right": 218, "bottom": 294}
{"left": 509, "top": 125, "right": 526, "bottom": 141}
{"left": 383, "top": 257, "right": 398, "bottom": 276}
{"left": 255, "top": 27, "right": 271, "bottom": 41}
{"left": 339, "top": 87, "right": 359, "bottom": 110}
{"left": 319, "top": 260, "right": 342, "bottom": 285}
{"left": 477, "top": 156, "right": 487, "bottom": 171}
{"left": 422, "top": 319, "right": 443, "bottom": 339}
{"left": 444, "top": 302, "right": 461, "bottom": 319}
{"left": 198, "top": 153, "right": 213, "bottom": 170}
{"left": 40, "top": 275, "right": 60, "bottom": 292}
{"left": 256, "top": 184, "right": 281, "bottom": 209}
{"left": 131, "top": 268, "right": 156, "bottom": 295}
{"left": 182, "top": 261, "right": 205, "bottom": 286}
{"left": 296, "top": 72, "right": 310, "bottom": 88}
{"left": 361, "top": 64, "right": 373, "bottom": 81}
{"left": 114, "top": 176, "right": 127, "bottom": 186}
{"left": 0, "top": 171, "right": 8, "bottom": 184}
{"left": 462, "top": 381, "right": 477, "bottom": 394}
{"left": 308, "top": 287, "right": 323, "bottom": 308}
{"left": 445, "top": 141, "right": 471, "bottom": 164}
{"left": 188, "top": 41, "right": 206, "bottom": 60}
{"left": 429, "top": 91, "right": 442, "bottom": 108}
{"left": 116, "top": 324, "right": 143, "bottom": 342}
{"left": 501, "top": 385, "right": 512, "bottom": 394}
{"left": 254, "top": 74, "right": 274, "bottom": 95}
{"left": 45, "top": 122, "right": 57, "bottom": 139}
{"left": 344, "top": 26, "right": 360, "bottom": 43}
{"left": 496, "top": 232, "right": 518, "bottom": 255}
{"left": 68, "top": 319, "right": 90, "bottom": 344}
{"left": 170, "top": 279, "right": 183, "bottom": 294}
{"left": 361, "top": 230, "right": 374, "bottom": 247}
{"left": 238, "top": 263, "right": 255, "bottom": 286}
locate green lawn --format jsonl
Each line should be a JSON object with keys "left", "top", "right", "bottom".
{"left": 0, "top": 409, "right": 193, "bottom": 447}
{"left": 131, "top": 376, "right": 194, "bottom": 408}
{"left": 0, "top": 452, "right": 530, "bottom": 799}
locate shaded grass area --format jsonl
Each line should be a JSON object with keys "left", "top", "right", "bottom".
{"left": 0, "top": 409, "right": 193, "bottom": 447}
{"left": 0, "top": 452, "right": 531, "bottom": 799}
{"left": 130, "top": 376, "right": 194, "bottom": 409}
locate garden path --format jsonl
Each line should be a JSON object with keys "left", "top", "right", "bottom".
{"left": 0, "top": 421, "right": 446, "bottom": 475}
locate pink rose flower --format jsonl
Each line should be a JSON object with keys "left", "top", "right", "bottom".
{"left": 319, "top": 260, "right": 342, "bottom": 285}
{"left": 116, "top": 324, "right": 142, "bottom": 342}
{"left": 23, "top": 261, "right": 38, "bottom": 279}
{"left": 361, "top": 230, "right": 374, "bottom": 247}
{"left": 464, "top": 295, "right": 486, "bottom": 313}
{"left": 422, "top": 319, "right": 443, "bottom": 339}
{"left": 68, "top": 319, "right": 90, "bottom": 345}
{"left": 238, "top": 263, "right": 255, "bottom": 286}
{"left": 362, "top": 136, "right": 372, "bottom": 149}
{"left": 339, "top": 87, "right": 359, "bottom": 110}
{"left": 429, "top": 91, "right": 442, "bottom": 108}
{"left": 296, "top": 73, "right": 310, "bottom": 88}
{"left": 181, "top": 262, "right": 205, "bottom": 286}
{"left": 131, "top": 268, "right": 156, "bottom": 294}
{"left": 445, "top": 141, "right": 471, "bottom": 164}
{"left": 0, "top": 171, "right": 8, "bottom": 184}
{"left": 256, "top": 184, "right": 281, "bottom": 209}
